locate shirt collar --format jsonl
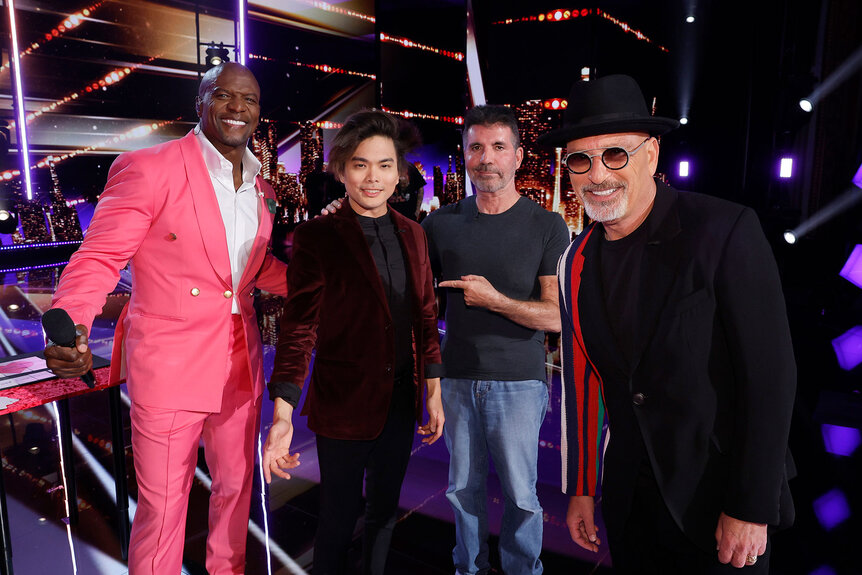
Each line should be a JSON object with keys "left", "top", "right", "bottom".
{"left": 194, "top": 125, "right": 262, "bottom": 185}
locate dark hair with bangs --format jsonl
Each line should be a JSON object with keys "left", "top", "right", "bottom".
{"left": 327, "top": 110, "right": 421, "bottom": 178}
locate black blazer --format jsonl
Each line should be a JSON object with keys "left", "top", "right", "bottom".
{"left": 560, "top": 181, "right": 796, "bottom": 551}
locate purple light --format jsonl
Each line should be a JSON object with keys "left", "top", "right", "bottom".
{"left": 678, "top": 160, "right": 690, "bottom": 178}
{"left": 839, "top": 244, "right": 862, "bottom": 289}
{"left": 0, "top": 261, "right": 68, "bottom": 274}
{"left": 852, "top": 161, "right": 862, "bottom": 189}
{"left": 0, "top": 240, "right": 81, "bottom": 251}
{"left": 813, "top": 489, "right": 850, "bottom": 531}
{"left": 238, "top": 0, "right": 246, "bottom": 66}
{"left": 832, "top": 325, "right": 862, "bottom": 371}
{"left": 6, "top": 0, "right": 34, "bottom": 201}
{"left": 810, "top": 567, "right": 837, "bottom": 575}
{"left": 779, "top": 157, "right": 794, "bottom": 179}
{"left": 821, "top": 424, "right": 862, "bottom": 456}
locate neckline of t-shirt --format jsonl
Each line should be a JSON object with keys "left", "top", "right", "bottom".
{"left": 474, "top": 195, "right": 526, "bottom": 218}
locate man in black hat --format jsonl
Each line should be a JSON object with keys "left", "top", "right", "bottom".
{"left": 542, "top": 74, "right": 796, "bottom": 572}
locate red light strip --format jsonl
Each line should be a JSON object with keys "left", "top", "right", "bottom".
{"left": 0, "top": 2, "right": 105, "bottom": 73}
{"left": 380, "top": 107, "right": 463, "bottom": 125}
{"left": 302, "top": 0, "right": 374, "bottom": 23}
{"left": 249, "top": 53, "right": 375, "bottom": 79}
{"left": 0, "top": 119, "right": 177, "bottom": 181}
{"left": 379, "top": 32, "right": 464, "bottom": 61}
{"left": 492, "top": 8, "right": 668, "bottom": 52}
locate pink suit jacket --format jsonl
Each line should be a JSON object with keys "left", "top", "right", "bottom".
{"left": 53, "top": 131, "right": 287, "bottom": 412}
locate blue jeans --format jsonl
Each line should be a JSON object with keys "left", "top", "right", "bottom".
{"left": 442, "top": 378, "right": 548, "bottom": 575}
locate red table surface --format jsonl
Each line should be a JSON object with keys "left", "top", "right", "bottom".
{"left": 0, "top": 367, "right": 118, "bottom": 414}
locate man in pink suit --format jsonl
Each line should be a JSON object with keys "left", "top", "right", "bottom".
{"left": 43, "top": 63, "right": 288, "bottom": 574}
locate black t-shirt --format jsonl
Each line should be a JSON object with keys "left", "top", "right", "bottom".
{"left": 422, "top": 195, "right": 570, "bottom": 381}
{"left": 599, "top": 222, "right": 649, "bottom": 368}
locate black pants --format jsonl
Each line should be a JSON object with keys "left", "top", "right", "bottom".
{"left": 312, "top": 382, "right": 415, "bottom": 575}
{"left": 609, "top": 468, "right": 772, "bottom": 574}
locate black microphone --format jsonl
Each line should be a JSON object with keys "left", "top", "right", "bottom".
{"left": 41, "top": 308, "right": 96, "bottom": 388}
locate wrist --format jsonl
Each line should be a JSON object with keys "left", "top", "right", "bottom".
{"left": 273, "top": 397, "right": 295, "bottom": 421}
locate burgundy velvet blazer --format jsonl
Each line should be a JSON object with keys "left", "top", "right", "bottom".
{"left": 270, "top": 203, "right": 442, "bottom": 440}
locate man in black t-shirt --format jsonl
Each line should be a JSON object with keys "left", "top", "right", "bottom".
{"left": 422, "top": 105, "right": 569, "bottom": 575}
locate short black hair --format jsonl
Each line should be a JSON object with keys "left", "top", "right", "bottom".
{"left": 327, "top": 109, "right": 421, "bottom": 177}
{"left": 463, "top": 105, "right": 520, "bottom": 148}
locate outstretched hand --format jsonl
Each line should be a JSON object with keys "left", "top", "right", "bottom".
{"left": 262, "top": 400, "right": 301, "bottom": 483}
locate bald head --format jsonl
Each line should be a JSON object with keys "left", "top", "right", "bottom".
{"left": 198, "top": 62, "right": 260, "bottom": 99}
{"left": 196, "top": 62, "right": 261, "bottom": 157}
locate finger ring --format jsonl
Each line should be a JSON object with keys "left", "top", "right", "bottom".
{"left": 746, "top": 554, "right": 757, "bottom": 565}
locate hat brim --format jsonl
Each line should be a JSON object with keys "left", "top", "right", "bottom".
{"left": 536, "top": 116, "right": 679, "bottom": 147}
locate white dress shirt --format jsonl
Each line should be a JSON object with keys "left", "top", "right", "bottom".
{"left": 195, "top": 127, "right": 262, "bottom": 314}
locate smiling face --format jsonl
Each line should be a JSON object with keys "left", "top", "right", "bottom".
{"left": 197, "top": 63, "right": 261, "bottom": 156}
{"left": 566, "top": 131, "right": 659, "bottom": 239}
{"left": 339, "top": 135, "right": 400, "bottom": 218}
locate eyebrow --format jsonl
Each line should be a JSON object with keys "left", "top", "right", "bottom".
{"left": 351, "top": 156, "right": 395, "bottom": 163}
{"left": 211, "top": 86, "right": 259, "bottom": 98}
{"left": 569, "top": 141, "right": 631, "bottom": 153}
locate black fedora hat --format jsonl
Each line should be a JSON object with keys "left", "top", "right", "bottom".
{"left": 536, "top": 74, "right": 679, "bottom": 147}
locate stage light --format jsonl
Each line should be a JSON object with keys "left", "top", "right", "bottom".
{"left": 7, "top": 0, "right": 33, "bottom": 201}
{"left": 783, "top": 169, "right": 862, "bottom": 244}
{"left": 813, "top": 488, "right": 850, "bottom": 531}
{"left": 0, "top": 209, "right": 19, "bottom": 234}
{"left": 206, "top": 43, "right": 230, "bottom": 68}
{"left": 779, "top": 157, "right": 794, "bottom": 179}
{"left": 679, "top": 161, "right": 690, "bottom": 178}
{"left": 238, "top": 0, "right": 246, "bottom": 66}
{"left": 821, "top": 424, "right": 861, "bottom": 456}
{"left": 839, "top": 244, "right": 862, "bottom": 289}
{"left": 686, "top": 16, "right": 695, "bottom": 23}
{"left": 783, "top": 231, "right": 797, "bottom": 244}
{"left": 832, "top": 326, "right": 862, "bottom": 371}
{"left": 679, "top": 116, "right": 689, "bottom": 125}
{"left": 799, "top": 45, "right": 862, "bottom": 115}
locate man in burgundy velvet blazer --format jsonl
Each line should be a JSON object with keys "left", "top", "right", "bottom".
{"left": 269, "top": 199, "right": 441, "bottom": 439}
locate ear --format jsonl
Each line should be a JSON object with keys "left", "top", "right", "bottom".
{"left": 515, "top": 145, "right": 525, "bottom": 170}
{"left": 195, "top": 96, "right": 202, "bottom": 117}
{"left": 647, "top": 137, "right": 660, "bottom": 176}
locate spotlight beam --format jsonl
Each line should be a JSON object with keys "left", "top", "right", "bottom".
{"left": 801, "top": 44, "right": 862, "bottom": 110}
{"left": 786, "top": 180, "right": 862, "bottom": 242}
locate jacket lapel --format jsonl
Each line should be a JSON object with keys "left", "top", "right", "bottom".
{"left": 178, "top": 132, "right": 232, "bottom": 288}
{"left": 237, "top": 176, "right": 271, "bottom": 291}
{"left": 630, "top": 182, "right": 684, "bottom": 373}
{"left": 389, "top": 209, "right": 420, "bottom": 310}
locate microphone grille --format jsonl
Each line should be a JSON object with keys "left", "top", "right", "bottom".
{"left": 41, "top": 308, "right": 77, "bottom": 345}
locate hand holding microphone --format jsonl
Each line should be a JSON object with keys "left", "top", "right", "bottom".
{"left": 42, "top": 308, "right": 95, "bottom": 388}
